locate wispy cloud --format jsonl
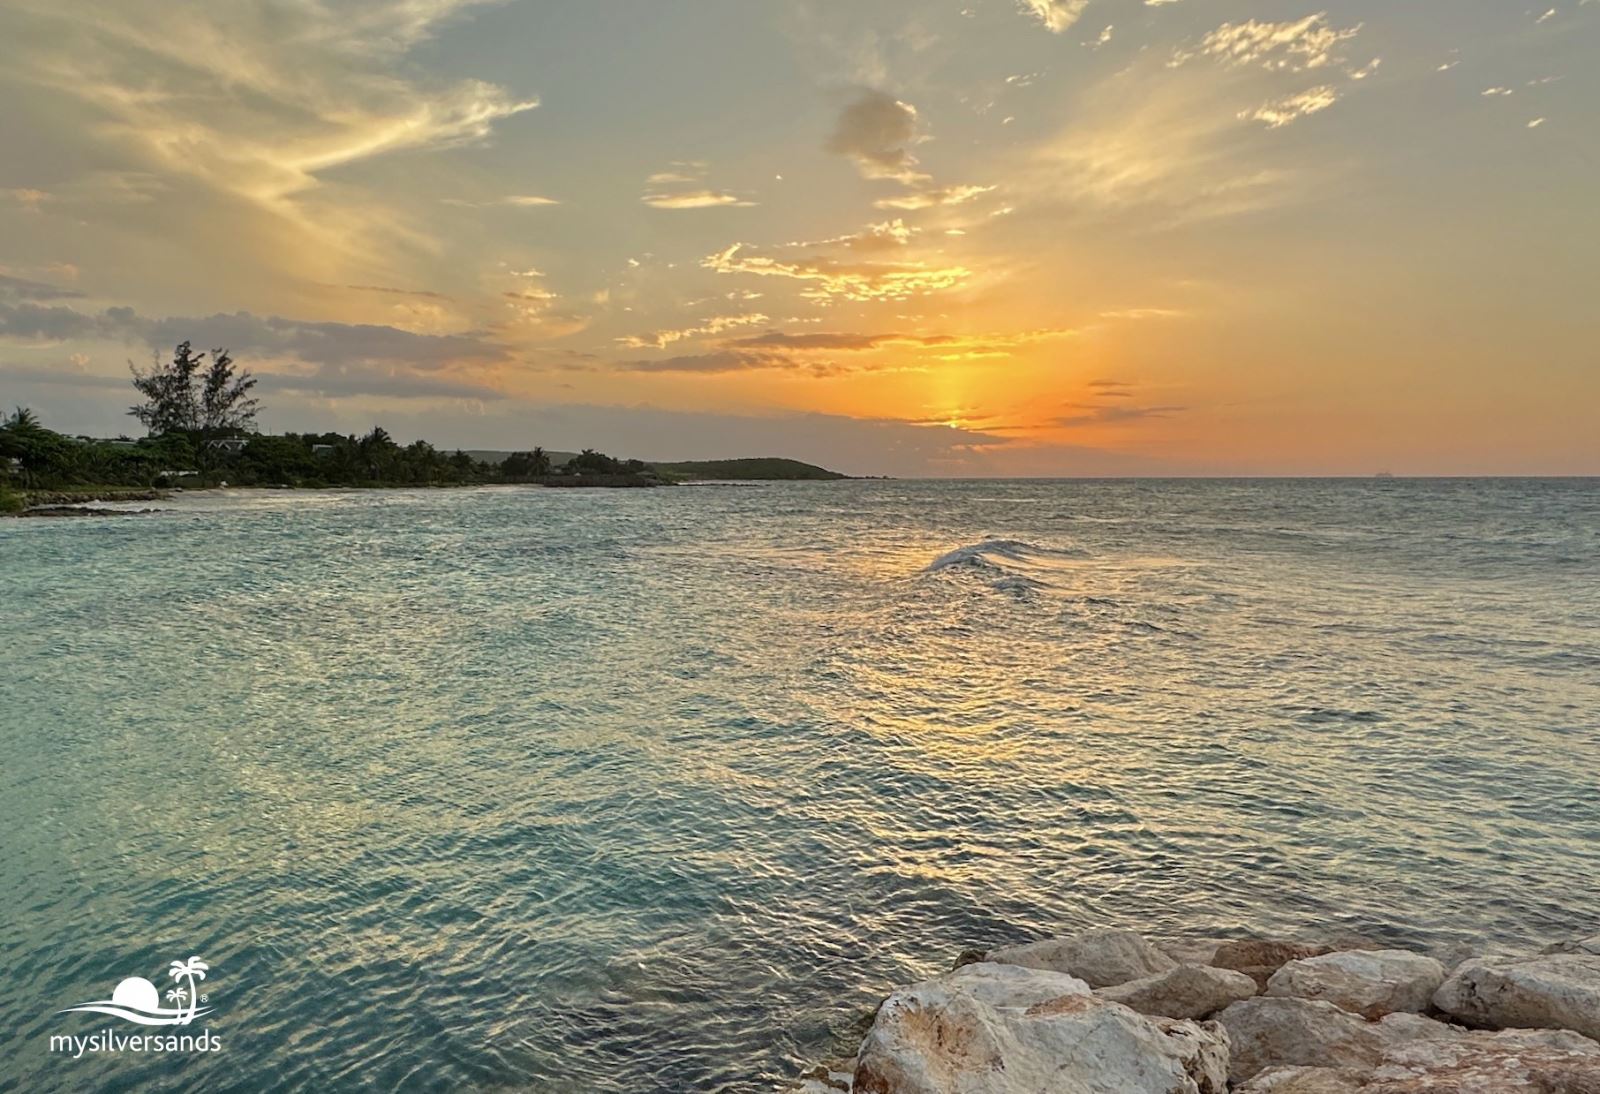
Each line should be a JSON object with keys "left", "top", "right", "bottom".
{"left": 639, "top": 161, "right": 754, "bottom": 208}
{"left": 874, "top": 185, "right": 997, "bottom": 211}
{"left": 1173, "top": 13, "right": 1362, "bottom": 72}
{"left": 1244, "top": 85, "right": 1341, "bottom": 128}
{"left": 0, "top": 0, "right": 538, "bottom": 272}
{"left": 1016, "top": 0, "right": 1091, "bottom": 33}
{"left": 642, "top": 191, "right": 757, "bottom": 210}
{"left": 703, "top": 243, "right": 971, "bottom": 304}
{"left": 1053, "top": 402, "right": 1186, "bottom": 426}
{"left": 617, "top": 313, "right": 770, "bottom": 349}
{"left": 443, "top": 194, "right": 560, "bottom": 208}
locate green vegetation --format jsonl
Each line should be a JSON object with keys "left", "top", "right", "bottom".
{"left": 0, "top": 410, "right": 650, "bottom": 492}
{"left": 2, "top": 343, "right": 849, "bottom": 505}
{"left": 0, "top": 343, "right": 662, "bottom": 497}
{"left": 650, "top": 457, "right": 847, "bottom": 481}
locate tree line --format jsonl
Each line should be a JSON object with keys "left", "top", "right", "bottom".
{"left": 1, "top": 341, "right": 654, "bottom": 497}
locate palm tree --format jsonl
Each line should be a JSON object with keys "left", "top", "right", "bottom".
{"left": 4, "top": 406, "right": 42, "bottom": 434}
{"left": 168, "top": 956, "right": 209, "bottom": 1024}
{"left": 166, "top": 987, "right": 188, "bottom": 1009}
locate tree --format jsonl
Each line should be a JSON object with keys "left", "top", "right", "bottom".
{"left": 358, "top": 426, "right": 399, "bottom": 481}
{"left": 569, "top": 448, "right": 625, "bottom": 475}
{"left": 4, "top": 406, "right": 43, "bottom": 436}
{"left": 199, "top": 347, "right": 260, "bottom": 439}
{"left": 500, "top": 447, "right": 551, "bottom": 480}
{"left": 130, "top": 342, "right": 259, "bottom": 439}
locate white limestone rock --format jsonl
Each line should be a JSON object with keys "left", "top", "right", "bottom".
{"left": 851, "top": 961, "right": 1230, "bottom": 1094}
{"left": 1266, "top": 949, "right": 1446, "bottom": 1019}
{"left": 1213, "top": 940, "right": 1335, "bottom": 993}
{"left": 1238, "top": 1028, "right": 1600, "bottom": 1093}
{"left": 1100, "top": 964, "right": 1259, "bottom": 1020}
{"left": 1216, "top": 997, "right": 1462, "bottom": 1083}
{"left": 983, "top": 928, "right": 1177, "bottom": 989}
{"left": 1434, "top": 954, "right": 1600, "bottom": 1041}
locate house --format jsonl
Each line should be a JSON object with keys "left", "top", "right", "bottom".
{"left": 311, "top": 444, "right": 336, "bottom": 456}
{"left": 206, "top": 438, "right": 249, "bottom": 454}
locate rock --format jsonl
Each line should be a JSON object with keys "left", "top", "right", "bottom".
{"left": 1215, "top": 940, "right": 1335, "bottom": 992}
{"left": 1100, "top": 964, "right": 1259, "bottom": 1020}
{"left": 1241, "top": 1029, "right": 1600, "bottom": 1093}
{"left": 1371, "top": 1030, "right": 1600, "bottom": 1092}
{"left": 16, "top": 505, "right": 164, "bottom": 518}
{"left": 983, "top": 928, "right": 1177, "bottom": 988}
{"left": 1153, "top": 1016, "right": 1231, "bottom": 1093}
{"left": 1217, "top": 997, "right": 1462, "bottom": 1083}
{"left": 851, "top": 962, "right": 1230, "bottom": 1094}
{"left": 791, "top": 1060, "right": 855, "bottom": 1092}
{"left": 1160, "top": 938, "right": 1228, "bottom": 967}
{"left": 1434, "top": 954, "right": 1600, "bottom": 1041}
{"left": 1267, "top": 950, "right": 1446, "bottom": 1019}
{"left": 1235, "top": 1068, "right": 1367, "bottom": 1093}
{"left": 951, "top": 949, "right": 987, "bottom": 970}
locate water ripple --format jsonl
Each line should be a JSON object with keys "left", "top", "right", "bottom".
{"left": 1, "top": 479, "right": 1597, "bottom": 1091}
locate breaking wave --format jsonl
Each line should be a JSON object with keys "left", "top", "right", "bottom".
{"left": 923, "top": 538, "right": 1087, "bottom": 592}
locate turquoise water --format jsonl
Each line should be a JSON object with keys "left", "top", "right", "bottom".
{"left": 2, "top": 479, "right": 1598, "bottom": 1091}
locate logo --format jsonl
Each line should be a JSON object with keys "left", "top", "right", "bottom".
{"left": 60, "top": 956, "right": 212, "bottom": 1026}
{"left": 50, "top": 955, "right": 221, "bottom": 1059}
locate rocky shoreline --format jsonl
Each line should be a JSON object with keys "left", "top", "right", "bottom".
{"left": 1, "top": 487, "right": 171, "bottom": 518}
{"left": 796, "top": 928, "right": 1600, "bottom": 1092}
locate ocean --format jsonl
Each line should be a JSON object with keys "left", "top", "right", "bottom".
{"left": 2, "top": 479, "right": 1597, "bottom": 1091}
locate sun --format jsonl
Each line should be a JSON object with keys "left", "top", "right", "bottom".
{"left": 110, "top": 977, "right": 161, "bottom": 1013}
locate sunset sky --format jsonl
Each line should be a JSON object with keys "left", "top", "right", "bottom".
{"left": 1, "top": 0, "right": 1595, "bottom": 476}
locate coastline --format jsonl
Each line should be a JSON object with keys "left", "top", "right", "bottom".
{"left": 1, "top": 478, "right": 668, "bottom": 517}
{"left": 797, "top": 927, "right": 1600, "bottom": 1091}
{"left": 0, "top": 473, "right": 867, "bottom": 517}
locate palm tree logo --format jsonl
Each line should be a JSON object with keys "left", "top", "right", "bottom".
{"left": 167, "top": 957, "right": 209, "bottom": 1025}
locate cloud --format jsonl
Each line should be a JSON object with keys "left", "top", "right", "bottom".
{"left": 613, "top": 326, "right": 1079, "bottom": 373}
{"left": 1017, "top": 0, "right": 1091, "bottom": 33}
{"left": 1244, "top": 86, "right": 1341, "bottom": 128}
{"left": 826, "top": 89, "right": 925, "bottom": 182}
{"left": 784, "top": 219, "right": 918, "bottom": 253}
{"left": 0, "top": 0, "right": 537, "bottom": 269}
{"left": 443, "top": 194, "right": 560, "bottom": 208}
{"left": 343, "top": 285, "right": 452, "bottom": 302}
{"left": 257, "top": 364, "right": 504, "bottom": 401}
{"left": 874, "top": 185, "right": 997, "bottom": 211}
{"left": 1053, "top": 403, "right": 1186, "bottom": 426}
{"left": 640, "top": 162, "right": 754, "bottom": 209}
{"left": 703, "top": 243, "right": 971, "bottom": 303}
{"left": 2, "top": 188, "right": 52, "bottom": 212}
{"left": 1173, "top": 14, "right": 1361, "bottom": 73}
{"left": 1099, "top": 308, "right": 1190, "bottom": 321}
{"left": 0, "top": 301, "right": 106, "bottom": 342}
{"left": 726, "top": 331, "right": 931, "bottom": 352}
{"left": 0, "top": 274, "right": 84, "bottom": 302}
{"left": 0, "top": 299, "right": 510, "bottom": 370}
{"left": 1023, "top": 54, "right": 1328, "bottom": 226}
{"left": 614, "top": 350, "right": 774, "bottom": 374}
{"left": 641, "top": 190, "right": 757, "bottom": 209}
{"left": 726, "top": 328, "right": 1076, "bottom": 355}
{"left": 617, "top": 313, "right": 771, "bottom": 350}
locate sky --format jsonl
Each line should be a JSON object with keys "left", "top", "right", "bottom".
{"left": 0, "top": 0, "right": 1595, "bottom": 476}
